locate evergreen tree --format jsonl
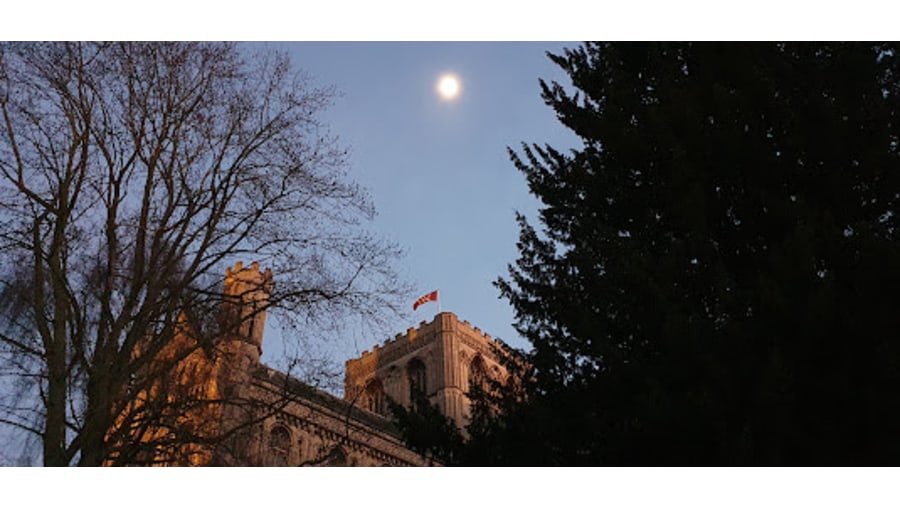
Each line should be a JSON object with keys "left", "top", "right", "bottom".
{"left": 488, "top": 42, "right": 900, "bottom": 465}
{"left": 387, "top": 391, "right": 464, "bottom": 465}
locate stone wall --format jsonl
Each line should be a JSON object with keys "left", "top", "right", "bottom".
{"left": 112, "top": 262, "right": 506, "bottom": 466}
{"left": 344, "top": 312, "right": 510, "bottom": 430}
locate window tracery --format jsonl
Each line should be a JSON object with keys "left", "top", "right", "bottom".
{"left": 268, "top": 425, "right": 291, "bottom": 466}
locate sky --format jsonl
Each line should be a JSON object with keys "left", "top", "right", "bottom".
{"left": 1, "top": 42, "right": 585, "bottom": 464}
{"left": 255, "top": 42, "right": 580, "bottom": 365}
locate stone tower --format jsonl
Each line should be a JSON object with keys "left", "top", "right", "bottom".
{"left": 344, "top": 312, "right": 509, "bottom": 430}
{"left": 218, "top": 261, "right": 273, "bottom": 390}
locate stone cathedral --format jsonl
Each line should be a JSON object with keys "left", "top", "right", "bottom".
{"left": 113, "top": 261, "right": 510, "bottom": 466}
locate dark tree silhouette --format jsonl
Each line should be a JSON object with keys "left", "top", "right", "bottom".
{"left": 428, "top": 42, "right": 900, "bottom": 465}
{"left": 386, "top": 391, "right": 463, "bottom": 465}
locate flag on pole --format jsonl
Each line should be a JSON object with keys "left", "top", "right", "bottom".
{"left": 413, "top": 290, "right": 438, "bottom": 311}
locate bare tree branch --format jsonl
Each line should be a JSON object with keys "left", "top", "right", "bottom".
{"left": 0, "top": 42, "right": 410, "bottom": 466}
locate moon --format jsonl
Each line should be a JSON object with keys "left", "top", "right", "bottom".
{"left": 437, "top": 73, "right": 461, "bottom": 100}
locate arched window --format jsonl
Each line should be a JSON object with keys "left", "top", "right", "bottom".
{"left": 469, "top": 355, "right": 487, "bottom": 392}
{"left": 327, "top": 447, "right": 348, "bottom": 466}
{"left": 407, "top": 358, "right": 427, "bottom": 401}
{"left": 268, "top": 425, "right": 291, "bottom": 466}
{"left": 365, "top": 379, "right": 386, "bottom": 415}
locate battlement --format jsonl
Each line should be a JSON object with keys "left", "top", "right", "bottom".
{"left": 347, "top": 312, "right": 504, "bottom": 371}
{"left": 224, "top": 261, "right": 273, "bottom": 296}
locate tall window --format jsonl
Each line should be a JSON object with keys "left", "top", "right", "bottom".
{"left": 365, "top": 379, "right": 386, "bottom": 415}
{"left": 407, "top": 358, "right": 427, "bottom": 402}
{"left": 268, "top": 425, "right": 291, "bottom": 466}
{"left": 469, "top": 356, "right": 487, "bottom": 392}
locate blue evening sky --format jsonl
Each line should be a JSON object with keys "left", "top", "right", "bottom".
{"left": 261, "top": 42, "right": 580, "bottom": 363}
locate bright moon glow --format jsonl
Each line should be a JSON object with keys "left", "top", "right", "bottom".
{"left": 437, "top": 74, "right": 461, "bottom": 100}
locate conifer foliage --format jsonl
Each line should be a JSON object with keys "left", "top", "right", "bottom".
{"left": 488, "top": 43, "right": 900, "bottom": 464}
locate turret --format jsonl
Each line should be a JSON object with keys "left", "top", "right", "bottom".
{"left": 219, "top": 261, "right": 273, "bottom": 383}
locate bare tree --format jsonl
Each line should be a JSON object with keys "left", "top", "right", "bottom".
{"left": 0, "top": 42, "right": 407, "bottom": 466}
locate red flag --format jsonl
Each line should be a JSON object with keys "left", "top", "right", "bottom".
{"left": 413, "top": 290, "right": 438, "bottom": 311}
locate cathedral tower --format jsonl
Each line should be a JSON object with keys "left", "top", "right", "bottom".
{"left": 344, "top": 312, "right": 509, "bottom": 430}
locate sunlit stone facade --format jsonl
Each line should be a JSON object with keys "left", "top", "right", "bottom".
{"left": 117, "top": 262, "right": 508, "bottom": 466}
{"left": 345, "top": 312, "right": 510, "bottom": 431}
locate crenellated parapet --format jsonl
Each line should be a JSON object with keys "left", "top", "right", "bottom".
{"left": 344, "top": 311, "right": 511, "bottom": 430}
{"left": 224, "top": 261, "right": 273, "bottom": 301}
{"left": 347, "top": 312, "right": 504, "bottom": 374}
